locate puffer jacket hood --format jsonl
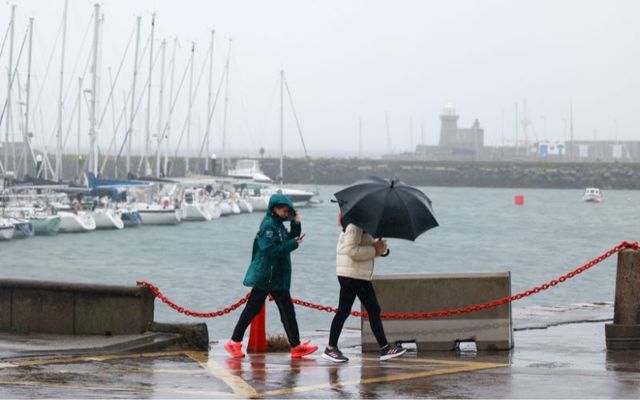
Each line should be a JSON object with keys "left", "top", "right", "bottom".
{"left": 268, "top": 193, "right": 296, "bottom": 217}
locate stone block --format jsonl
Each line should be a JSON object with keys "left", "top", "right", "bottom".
{"left": 0, "top": 288, "right": 11, "bottom": 330}
{"left": 362, "top": 273, "right": 512, "bottom": 352}
{"left": 11, "top": 289, "right": 74, "bottom": 334}
{"left": 75, "top": 293, "right": 153, "bottom": 335}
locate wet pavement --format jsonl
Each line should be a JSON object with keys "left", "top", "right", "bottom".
{"left": 0, "top": 320, "right": 639, "bottom": 398}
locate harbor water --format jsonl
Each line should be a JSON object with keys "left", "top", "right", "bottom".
{"left": 2, "top": 185, "right": 638, "bottom": 339}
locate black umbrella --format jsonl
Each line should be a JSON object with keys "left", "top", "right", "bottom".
{"left": 334, "top": 176, "right": 438, "bottom": 241}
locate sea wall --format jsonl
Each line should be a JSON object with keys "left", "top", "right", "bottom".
{"left": 38, "top": 155, "right": 640, "bottom": 190}
{"left": 257, "top": 158, "right": 640, "bottom": 190}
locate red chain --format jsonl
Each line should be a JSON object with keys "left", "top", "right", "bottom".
{"left": 136, "top": 280, "right": 251, "bottom": 318}
{"left": 138, "top": 241, "right": 638, "bottom": 320}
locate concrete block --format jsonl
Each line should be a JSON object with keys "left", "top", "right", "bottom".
{"left": 11, "top": 289, "right": 74, "bottom": 334}
{"left": 0, "top": 279, "right": 155, "bottom": 336}
{"left": 605, "top": 324, "right": 640, "bottom": 350}
{"left": 612, "top": 249, "right": 640, "bottom": 325}
{"left": 0, "top": 289, "right": 11, "bottom": 330}
{"left": 606, "top": 249, "right": 640, "bottom": 350}
{"left": 362, "top": 273, "right": 512, "bottom": 352}
{"left": 75, "top": 293, "right": 153, "bottom": 335}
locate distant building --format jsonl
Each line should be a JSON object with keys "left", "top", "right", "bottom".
{"left": 438, "top": 104, "right": 484, "bottom": 157}
{"left": 565, "top": 140, "right": 640, "bottom": 162}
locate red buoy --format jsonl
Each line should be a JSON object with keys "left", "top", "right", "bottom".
{"left": 514, "top": 194, "right": 524, "bottom": 205}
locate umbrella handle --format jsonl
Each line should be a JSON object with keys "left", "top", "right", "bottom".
{"left": 380, "top": 249, "right": 390, "bottom": 257}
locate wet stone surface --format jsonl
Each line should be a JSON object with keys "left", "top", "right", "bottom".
{"left": 0, "top": 322, "right": 638, "bottom": 398}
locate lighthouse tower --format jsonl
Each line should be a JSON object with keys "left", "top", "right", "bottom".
{"left": 439, "top": 103, "right": 459, "bottom": 148}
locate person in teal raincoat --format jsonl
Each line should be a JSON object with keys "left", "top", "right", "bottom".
{"left": 224, "top": 194, "right": 318, "bottom": 359}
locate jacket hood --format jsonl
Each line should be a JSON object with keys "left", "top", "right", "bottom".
{"left": 268, "top": 193, "right": 296, "bottom": 217}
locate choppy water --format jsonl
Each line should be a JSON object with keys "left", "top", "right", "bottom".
{"left": 2, "top": 185, "right": 638, "bottom": 339}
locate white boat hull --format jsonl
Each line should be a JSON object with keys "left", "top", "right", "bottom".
{"left": 220, "top": 200, "right": 241, "bottom": 216}
{"left": 181, "top": 203, "right": 213, "bottom": 221}
{"left": 0, "top": 226, "right": 14, "bottom": 240}
{"left": 237, "top": 199, "right": 254, "bottom": 214}
{"left": 92, "top": 209, "right": 125, "bottom": 229}
{"left": 139, "top": 209, "right": 181, "bottom": 225}
{"left": 247, "top": 196, "right": 270, "bottom": 211}
{"left": 58, "top": 211, "right": 97, "bottom": 233}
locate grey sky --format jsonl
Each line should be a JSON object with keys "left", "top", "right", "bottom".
{"left": 2, "top": 0, "right": 639, "bottom": 158}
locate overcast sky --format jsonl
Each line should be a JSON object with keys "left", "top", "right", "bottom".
{"left": 1, "top": 0, "right": 639, "bottom": 158}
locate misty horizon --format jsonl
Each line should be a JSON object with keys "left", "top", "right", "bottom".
{"left": 1, "top": 0, "right": 639, "bottom": 161}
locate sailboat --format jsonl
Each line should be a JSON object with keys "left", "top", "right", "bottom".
{"left": 226, "top": 70, "right": 314, "bottom": 208}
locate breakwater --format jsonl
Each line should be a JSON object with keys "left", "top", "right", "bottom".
{"left": 27, "top": 155, "right": 640, "bottom": 190}
{"left": 258, "top": 158, "right": 640, "bottom": 190}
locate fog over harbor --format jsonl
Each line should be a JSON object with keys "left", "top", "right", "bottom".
{"left": 1, "top": 0, "right": 639, "bottom": 159}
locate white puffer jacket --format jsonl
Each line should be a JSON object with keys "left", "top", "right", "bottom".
{"left": 336, "top": 224, "right": 377, "bottom": 281}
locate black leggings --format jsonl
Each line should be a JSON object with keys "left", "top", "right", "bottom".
{"left": 329, "top": 276, "right": 388, "bottom": 348}
{"left": 231, "top": 288, "right": 301, "bottom": 347}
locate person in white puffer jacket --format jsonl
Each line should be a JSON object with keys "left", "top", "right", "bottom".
{"left": 321, "top": 222, "right": 407, "bottom": 363}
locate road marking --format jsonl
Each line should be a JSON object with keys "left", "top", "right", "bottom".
{"left": 185, "top": 351, "right": 260, "bottom": 399}
{"left": 0, "top": 379, "right": 231, "bottom": 397}
{"left": 260, "top": 359, "right": 507, "bottom": 397}
{"left": 0, "top": 350, "right": 188, "bottom": 369}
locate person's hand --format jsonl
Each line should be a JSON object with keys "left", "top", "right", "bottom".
{"left": 296, "top": 233, "right": 305, "bottom": 246}
{"left": 294, "top": 211, "right": 301, "bottom": 224}
{"left": 374, "top": 240, "right": 386, "bottom": 256}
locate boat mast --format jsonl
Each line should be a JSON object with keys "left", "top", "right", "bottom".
{"left": 22, "top": 18, "right": 34, "bottom": 178}
{"left": 156, "top": 39, "right": 166, "bottom": 178}
{"left": 164, "top": 37, "right": 177, "bottom": 177}
{"left": 185, "top": 41, "right": 195, "bottom": 175}
{"left": 55, "top": 0, "right": 68, "bottom": 180}
{"left": 88, "top": 3, "right": 100, "bottom": 175}
{"left": 126, "top": 16, "right": 141, "bottom": 177}
{"left": 279, "top": 69, "right": 284, "bottom": 184}
{"left": 204, "top": 29, "right": 215, "bottom": 173}
{"left": 569, "top": 103, "right": 574, "bottom": 161}
{"left": 76, "top": 77, "right": 82, "bottom": 178}
{"left": 385, "top": 112, "right": 391, "bottom": 153}
{"left": 358, "top": 116, "right": 362, "bottom": 158}
{"left": 221, "top": 39, "right": 231, "bottom": 174}
{"left": 143, "top": 14, "right": 155, "bottom": 176}
{"left": 4, "top": 5, "right": 15, "bottom": 176}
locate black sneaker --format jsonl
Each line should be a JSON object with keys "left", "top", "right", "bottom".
{"left": 380, "top": 343, "right": 407, "bottom": 361}
{"left": 321, "top": 347, "right": 349, "bottom": 363}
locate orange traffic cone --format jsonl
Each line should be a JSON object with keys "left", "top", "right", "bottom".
{"left": 247, "top": 303, "right": 267, "bottom": 353}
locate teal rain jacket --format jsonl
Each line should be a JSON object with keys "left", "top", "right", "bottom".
{"left": 242, "top": 194, "right": 301, "bottom": 291}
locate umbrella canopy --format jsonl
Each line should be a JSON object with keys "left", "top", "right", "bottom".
{"left": 334, "top": 176, "right": 438, "bottom": 241}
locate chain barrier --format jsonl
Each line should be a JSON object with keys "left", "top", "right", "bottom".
{"left": 138, "top": 240, "right": 638, "bottom": 320}
{"left": 137, "top": 280, "right": 251, "bottom": 318}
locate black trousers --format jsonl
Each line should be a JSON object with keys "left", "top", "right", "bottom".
{"left": 329, "top": 276, "right": 388, "bottom": 348}
{"left": 231, "top": 288, "right": 301, "bottom": 347}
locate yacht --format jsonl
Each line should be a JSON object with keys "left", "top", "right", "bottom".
{"left": 227, "top": 159, "right": 273, "bottom": 182}
{"left": 582, "top": 187, "right": 603, "bottom": 203}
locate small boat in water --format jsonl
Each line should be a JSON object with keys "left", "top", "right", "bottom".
{"left": 0, "top": 218, "right": 15, "bottom": 240}
{"left": 181, "top": 189, "right": 213, "bottom": 221}
{"left": 582, "top": 187, "right": 603, "bottom": 203}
